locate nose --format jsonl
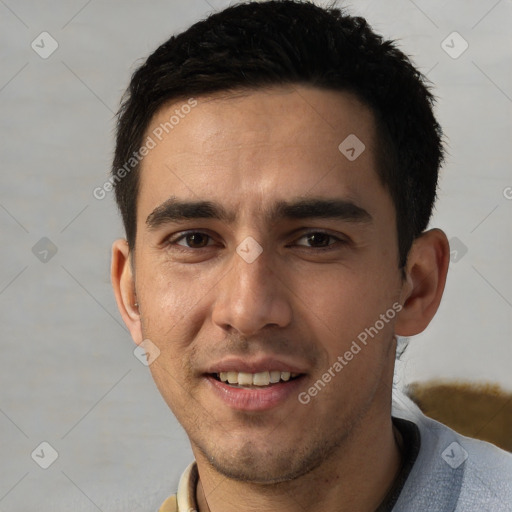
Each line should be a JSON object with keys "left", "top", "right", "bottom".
{"left": 211, "top": 243, "right": 293, "bottom": 337}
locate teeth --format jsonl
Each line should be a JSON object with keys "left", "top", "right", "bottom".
{"left": 253, "top": 371, "right": 270, "bottom": 386}
{"left": 217, "top": 371, "right": 300, "bottom": 386}
{"left": 238, "top": 372, "right": 253, "bottom": 386}
{"left": 269, "top": 370, "right": 281, "bottom": 383}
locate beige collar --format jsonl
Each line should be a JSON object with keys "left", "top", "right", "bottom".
{"left": 158, "top": 461, "right": 198, "bottom": 512}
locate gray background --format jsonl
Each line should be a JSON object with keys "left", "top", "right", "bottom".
{"left": 1, "top": 0, "right": 511, "bottom": 510}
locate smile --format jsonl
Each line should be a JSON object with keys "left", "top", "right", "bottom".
{"left": 206, "top": 371, "right": 306, "bottom": 411}
{"left": 213, "top": 370, "right": 302, "bottom": 387}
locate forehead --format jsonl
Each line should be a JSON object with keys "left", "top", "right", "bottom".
{"left": 137, "top": 85, "right": 384, "bottom": 223}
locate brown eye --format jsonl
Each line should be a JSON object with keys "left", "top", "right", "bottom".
{"left": 168, "top": 231, "right": 214, "bottom": 249}
{"left": 295, "top": 231, "right": 344, "bottom": 250}
{"left": 183, "top": 233, "right": 210, "bottom": 248}
{"left": 304, "top": 232, "right": 331, "bottom": 247}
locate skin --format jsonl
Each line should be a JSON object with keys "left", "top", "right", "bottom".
{"left": 112, "top": 85, "right": 450, "bottom": 512}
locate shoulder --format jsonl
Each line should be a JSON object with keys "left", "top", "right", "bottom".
{"left": 392, "top": 389, "right": 512, "bottom": 511}
{"left": 455, "top": 433, "right": 512, "bottom": 510}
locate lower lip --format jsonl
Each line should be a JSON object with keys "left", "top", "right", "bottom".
{"left": 205, "top": 375, "right": 305, "bottom": 412}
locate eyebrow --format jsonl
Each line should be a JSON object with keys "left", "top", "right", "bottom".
{"left": 145, "top": 196, "right": 372, "bottom": 230}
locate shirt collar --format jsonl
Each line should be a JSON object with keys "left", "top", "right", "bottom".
{"left": 176, "top": 460, "right": 199, "bottom": 511}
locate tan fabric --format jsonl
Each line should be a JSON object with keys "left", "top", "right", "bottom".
{"left": 158, "top": 461, "right": 198, "bottom": 512}
{"left": 158, "top": 494, "right": 177, "bottom": 512}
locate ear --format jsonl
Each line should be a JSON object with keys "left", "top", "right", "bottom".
{"left": 395, "top": 228, "right": 450, "bottom": 336}
{"left": 111, "top": 238, "right": 143, "bottom": 345}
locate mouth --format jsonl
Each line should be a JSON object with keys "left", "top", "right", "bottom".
{"left": 210, "top": 370, "right": 303, "bottom": 388}
{"left": 205, "top": 370, "right": 307, "bottom": 411}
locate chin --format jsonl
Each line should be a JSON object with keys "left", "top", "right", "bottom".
{"left": 196, "top": 436, "right": 332, "bottom": 484}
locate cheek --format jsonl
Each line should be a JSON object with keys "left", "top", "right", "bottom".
{"left": 295, "top": 264, "right": 400, "bottom": 368}
{"left": 137, "top": 259, "right": 222, "bottom": 378}
{"left": 139, "top": 259, "right": 203, "bottom": 319}
{"left": 299, "top": 267, "right": 390, "bottom": 328}
{"left": 136, "top": 272, "right": 197, "bottom": 372}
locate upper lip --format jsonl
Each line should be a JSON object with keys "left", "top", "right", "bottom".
{"left": 204, "top": 356, "right": 308, "bottom": 374}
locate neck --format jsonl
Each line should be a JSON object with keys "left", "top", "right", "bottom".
{"left": 195, "top": 408, "right": 402, "bottom": 512}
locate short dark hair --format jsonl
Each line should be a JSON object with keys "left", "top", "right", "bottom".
{"left": 112, "top": 0, "right": 444, "bottom": 268}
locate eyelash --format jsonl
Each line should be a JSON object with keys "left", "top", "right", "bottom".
{"left": 165, "top": 230, "right": 347, "bottom": 252}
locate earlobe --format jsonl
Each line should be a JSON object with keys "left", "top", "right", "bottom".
{"left": 395, "top": 228, "right": 450, "bottom": 337}
{"left": 111, "top": 239, "right": 143, "bottom": 344}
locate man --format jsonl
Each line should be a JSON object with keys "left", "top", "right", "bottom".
{"left": 110, "top": 1, "right": 512, "bottom": 510}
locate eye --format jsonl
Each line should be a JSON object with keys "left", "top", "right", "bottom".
{"left": 166, "top": 231, "right": 216, "bottom": 249}
{"left": 294, "top": 231, "right": 346, "bottom": 250}
{"left": 164, "top": 230, "right": 346, "bottom": 252}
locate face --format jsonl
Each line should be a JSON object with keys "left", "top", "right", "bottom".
{"left": 127, "top": 86, "right": 407, "bottom": 483}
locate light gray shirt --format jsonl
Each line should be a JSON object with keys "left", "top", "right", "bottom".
{"left": 391, "top": 389, "right": 512, "bottom": 511}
